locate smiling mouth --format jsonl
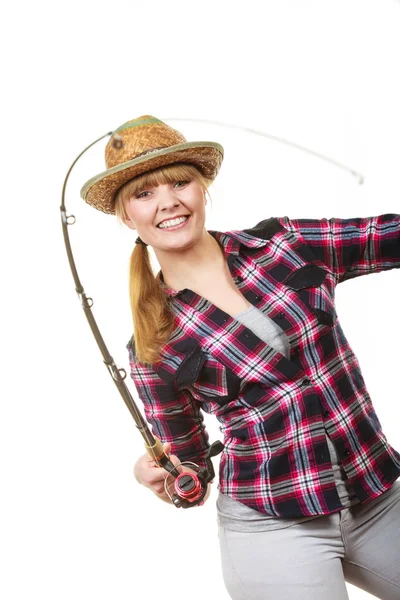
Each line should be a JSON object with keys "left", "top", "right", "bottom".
{"left": 157, "top": 215, "right": 191, "bottom": 230}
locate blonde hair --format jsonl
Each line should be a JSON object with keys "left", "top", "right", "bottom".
{"left": 114, "top": 162, "right": 213, "bottom": 365}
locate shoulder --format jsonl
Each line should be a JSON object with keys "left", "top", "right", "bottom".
{"left": 241, "top": 216, "right": 287, "bottom": 239}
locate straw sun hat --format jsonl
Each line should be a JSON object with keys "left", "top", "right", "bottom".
{"left": 80, "top": 115, "right": 224, "bottom": 217}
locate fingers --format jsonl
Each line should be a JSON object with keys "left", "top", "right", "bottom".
{"left": 141, "top": 450, "right": 183, "bottom": 491}
{"left": 134, "top": 445, "right": 214, "bottom": 507}
{"left": 134, "top": 441, "right": 204, "bottom": 500}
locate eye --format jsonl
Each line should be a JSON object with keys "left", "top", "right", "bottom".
{"left": 136, "top": 190, "right": 150, "bottom": 199}
{"left": 136, "top": 181, "right": 189, "bottom": 199}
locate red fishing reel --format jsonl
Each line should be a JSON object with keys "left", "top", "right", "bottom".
{"left": 163, "top": 441, "right": 224, "bottom": 509}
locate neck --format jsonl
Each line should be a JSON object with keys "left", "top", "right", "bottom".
{"left": 156, "top": 231, "right": 226, "bottom": 292}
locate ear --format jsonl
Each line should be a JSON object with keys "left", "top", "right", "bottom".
{"left": 123, "top": 217, "right": 137, "bottom": 231}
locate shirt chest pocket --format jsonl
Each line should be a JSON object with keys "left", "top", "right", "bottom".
{"left": 283, "top": 263, "right": 337, "bottom": 328}
{"left": 174, "top": 343, "right": 241, "bottom": 407}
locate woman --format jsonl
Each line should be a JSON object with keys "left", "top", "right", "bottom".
{"left": 81, "top": 114, "right": 400, "bottom": 600}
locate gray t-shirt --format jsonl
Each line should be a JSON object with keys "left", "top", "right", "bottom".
{"left": 216, "top": 304, "right": 360, "bottom": 531}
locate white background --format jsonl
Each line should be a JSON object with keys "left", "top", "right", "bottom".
{"left": 1, "top": 1, "right": 400, "bottom": 598}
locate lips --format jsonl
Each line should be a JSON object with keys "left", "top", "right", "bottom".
{"left": 157, "top": 215, "right": 191, "bottom": 231}
{"left": 157, "top": 215, "right": 190, "bottom": 231}
{"left": 157, "top": 214, "right": 190, "bottom": 227}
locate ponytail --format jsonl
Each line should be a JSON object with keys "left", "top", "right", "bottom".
{"left": 114, "top": 163, "right": 213, "bottom": 364}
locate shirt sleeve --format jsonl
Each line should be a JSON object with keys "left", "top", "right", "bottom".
{"left": 277, "top": 213, "right": 400, "bottom": 284}
{"left": 126, "top": 341, "right": 210, "bottom": 470}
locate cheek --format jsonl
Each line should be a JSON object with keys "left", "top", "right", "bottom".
{"left": 196, "top": 200, "right": 207, "bottom": 217}
{"left": 125, "top": 203, "right": 146, "bottom": 222}
{"left": 189, "top": 191, "right": 206, "bottom": 210}
{"left": 136, "top": 206, "right": 158, "bottom": 228}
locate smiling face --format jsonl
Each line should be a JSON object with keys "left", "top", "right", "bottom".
{"left": 120, "top": 170, "right": 208, "bottom": 251}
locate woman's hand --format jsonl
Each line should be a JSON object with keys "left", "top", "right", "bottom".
{"left": 133, "top": 441, "right": 214, "bottom": 506}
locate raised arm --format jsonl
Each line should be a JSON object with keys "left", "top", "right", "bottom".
{"left": 277, "top": 213, "right": 400, "bottom": 284}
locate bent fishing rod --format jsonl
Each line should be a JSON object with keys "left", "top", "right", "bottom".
{"left": 60, "top": 130, "right": 224, "bottom": 509}
{"left": 60, "top": 118, "right": 363, "bottom": 508}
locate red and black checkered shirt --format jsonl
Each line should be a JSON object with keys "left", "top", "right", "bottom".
{"left": 127, "top": 214, "right": 400, "bottom": 518}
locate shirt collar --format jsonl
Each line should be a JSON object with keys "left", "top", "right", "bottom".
{"left": 156, "top": 228, "right": 270, "bottom": 298}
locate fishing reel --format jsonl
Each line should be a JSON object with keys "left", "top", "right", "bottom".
{"left": 155, "top": 440, "right": 224, "bottom": 509}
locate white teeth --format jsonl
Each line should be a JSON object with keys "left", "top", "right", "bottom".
{"left": 158, "top": 216, "right": 188, "bottom": 229}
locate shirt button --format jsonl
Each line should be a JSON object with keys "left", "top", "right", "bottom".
{"left": 236, "top": 275, "right": 243, "bottom": 282}
{"left": 255, "top": 295, "right": 261, "bottom": 301}
{"left": 302, "top": 378, "right": 310, "bottom": 386}
{"left": 344, "top": 448, "right": 351, "bottom": 456}
{"left": 323, "top": 409, "right": 329, "bottom": 417}
{"left": 278, "top": 311, "right": 284, "bottom": 319}
{"left": 294, "top": 345, "right": 300, "bottom": 354}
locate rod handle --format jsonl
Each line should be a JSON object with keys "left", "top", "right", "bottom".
{"left": 144, "top": 436, "right": 165, "bottom": 462}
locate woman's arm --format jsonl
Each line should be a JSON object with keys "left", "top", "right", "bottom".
{"left": 277, "top": 213, "right": 400, "bottom": 284}
{"left": 127, "top": 346, "right": 211, "bottom": 472}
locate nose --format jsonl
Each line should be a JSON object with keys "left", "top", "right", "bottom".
{"left": 157, "top": 185, "right": 181, "bottom": 209}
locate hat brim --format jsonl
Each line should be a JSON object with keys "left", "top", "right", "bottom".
{"left": 80, "top": 141, "right": 224, "bottom": 215}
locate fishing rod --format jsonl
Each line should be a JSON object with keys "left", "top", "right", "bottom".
{"left": 60, "top": 130, "right": 223, "bottom": 509}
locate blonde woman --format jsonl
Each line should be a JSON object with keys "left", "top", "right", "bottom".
{"left": 81, "top": 115, "right": 400, "bottom": 600}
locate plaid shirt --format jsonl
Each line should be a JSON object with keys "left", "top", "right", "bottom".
{"left": 127, "top": 214, "right": 400, "bottom": 518}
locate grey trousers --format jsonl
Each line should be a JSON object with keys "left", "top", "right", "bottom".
{"left": 217, "top": 479, "right": 400, "bottom": 599}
